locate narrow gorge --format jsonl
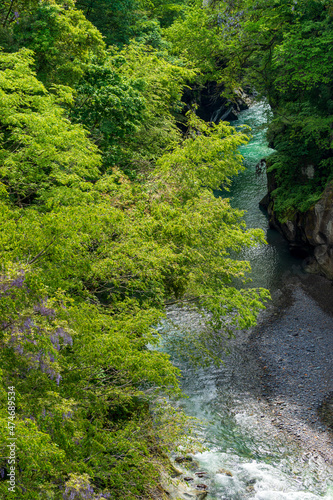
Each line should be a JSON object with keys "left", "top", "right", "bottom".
{"left": 160, "top": 102, "right": 333, "bottom": 500}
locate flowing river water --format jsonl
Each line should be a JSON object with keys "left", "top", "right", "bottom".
{"left": 158, "top": 102, "right": 333, "bottom": 499}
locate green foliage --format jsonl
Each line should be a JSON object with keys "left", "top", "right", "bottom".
{"left": 0, "top": 51, "right": 268, "bottom": 493}
{"left": 141, "top": 0, "right": 187, "bottom": 28}
{"left": 84, "top": 44, "right": 194, "bottom": 176}
{"left": 0, "top": 1, "right": 40, "bottom": 28}
{"left": 113, "top": 43, "right": 194, "bottom": 173}
{"left": 264, "top": 93, "right": 333, "bottom": 216}
{"left": 156, "top": 112, "right": 250, "bottom": 197}
{"left": 8, "top": 0, "right": 105, "bottom": 86}
{"left": 76, "top": 0, "right": 141, "bottom": 47}
{"left": 0, "top": 49, "right": 101, "bottom": 205}
{"left": 0, "top": 264, "right": 179, "bottom": 498}
{"left": 217, "top": 0, "right": 333, "bottom": 216}
{"left": 75, "top": 0, "right": 185, "bottom": 47}
{"left": 164, "top": 5, "right": 225, "bottom": 79}
{"left": 70, "top": 58, "right": 146, "bottom": 174}
{"left": 0, "top": 3, "right": 271, "bottom": 498}
{"left": 67, "top": 41, "right": 195, "bottom": 178}
{"left": 269, "top": 1, "right": 333, "bottom": 94}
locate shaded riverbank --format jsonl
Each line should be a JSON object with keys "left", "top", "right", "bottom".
{"left": 250, "top": 274, "right": 333, "bottom": 464}
{"left": 163, "top": 275, "right": 333, "bottom": 498}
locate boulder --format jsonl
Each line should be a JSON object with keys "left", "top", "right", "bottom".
{"left": 217, "top": 468, "right": 233, "bottom": 476}
{"left": 160, "top": 472, "right": 208, "bottom": 500}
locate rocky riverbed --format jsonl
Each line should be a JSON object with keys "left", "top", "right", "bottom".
{"left": 159, "top": 271, "right": 333, "bottom": 499}
{"left": 250, "top": 273, "right": 333, "bottom": 464}
{"left": 158, "top": 100, "right": 333, "bottom": 498}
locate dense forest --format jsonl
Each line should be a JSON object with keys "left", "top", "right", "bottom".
{"left": 0, "top": 0, "right": 331, "bottom": 498}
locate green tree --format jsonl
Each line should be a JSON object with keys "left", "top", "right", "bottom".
{"left": 76, "top": 0, "right": 140, "bottom": 46}
{"left": 0, "top": 48, "right": 101, "bottom": 206}
{"left": 0, "top": 6, "right": 272, "bottom": 497}
{"left": 10, "top": 0, "right": 105, "bottom": 86}
{"left": 71, "top": 44, "right": 194, "bottom": 177}
{"left": 104, "top": 44, "right": 194, "bottom": 174}
{"left": 0, "top": 48, "right": 269, "bottom": 497}
{"left": 164, "top": 4, "right": 225, "bottom": 79}
{"left": 70, "top": 56, "right": 146, "bottom": 175}
{"left": 217, "top": 0, "right": 333, "bottom": 216}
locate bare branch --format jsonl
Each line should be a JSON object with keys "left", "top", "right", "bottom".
{"left": 28, "top": 238, "right": 56, "bottom": 265}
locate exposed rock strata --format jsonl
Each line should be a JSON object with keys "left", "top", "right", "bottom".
{"left": 181, "top": 81, "right": 250, "bottom": 125}
{"left": 260, "top": 171, "right": 333, "bottom": 279}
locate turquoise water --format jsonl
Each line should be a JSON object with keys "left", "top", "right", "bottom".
{"left": 159, "top": 102, "right": 333, "bottom": 499}
{"left": 224, "top": 101, "right": 302, "bottom": 290}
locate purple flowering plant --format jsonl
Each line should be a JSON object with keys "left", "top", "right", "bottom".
{"left": 0, "top": 267, "right": 73, "bottom": 385}
{"left": 63, "top": 474, "right": 111, "bottom": 500}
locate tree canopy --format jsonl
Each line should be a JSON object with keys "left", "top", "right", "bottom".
{"left": 6, "top": 0, "right": 323, "bottom": 498}
{"left": 216, "top": 0, "right": 333, "bottom": 216}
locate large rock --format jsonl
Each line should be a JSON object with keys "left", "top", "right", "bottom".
{"left": 160, "top": 472, "right": 208, "bottom": 500}
{"left": 260, "top": 177, "right": 333, "bottom": 279}
{"left": 181, "top": 82, "right": 250, "bottom": 125}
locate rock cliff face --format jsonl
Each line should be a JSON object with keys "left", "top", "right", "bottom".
{"left": 181, "top": 81, "right": 251, "bottom": 125}
{"left": 260, "top": 171, "right": 333, "bottom": 279}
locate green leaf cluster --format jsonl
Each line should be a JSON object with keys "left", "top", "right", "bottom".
{"left": 71, "top": 44, "right": 194, "bottom": 176}
{"left": 164, "top": 4, "right": 225, "bottom": 80}
{"left": 3, "top": 0, "right": 105, "bottom": 87}
{"left": 0, "top": 49, "right": 101, "bottom": 206}
{"left": 0, "top": 2, "right": 270, "bottom": 498}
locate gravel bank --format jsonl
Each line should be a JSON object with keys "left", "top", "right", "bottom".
{"left": 251, "top": 275, "right": 333, "bottom": 463}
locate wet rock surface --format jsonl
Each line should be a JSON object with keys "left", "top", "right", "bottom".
{"left": 261, "top": 175, "right": 333, "bottom": 280}
{"left": 159, "top": 470, "right": 208, "bottom": 500}
{"left": 181, "top": 81, "right": 251, "bottom": 125}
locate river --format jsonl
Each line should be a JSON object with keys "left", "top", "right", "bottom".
{"left": 158, "top": 102, "right": 333, "bottom": 499}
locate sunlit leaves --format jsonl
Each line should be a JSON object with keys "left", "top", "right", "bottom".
{"left": 164, "top": 5, "right": 225, "bottom": 79}
{"left": 12, "top": 0, "right": 106, "bottom": 86}
{"left": 156, "top": 111, "right": 250, "bottom": 198}
{"left": 0, "top": 49, "right": 101, "bottom": 205}
{"left": 0, "top": 7, "right": 272, "bottom": 498}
